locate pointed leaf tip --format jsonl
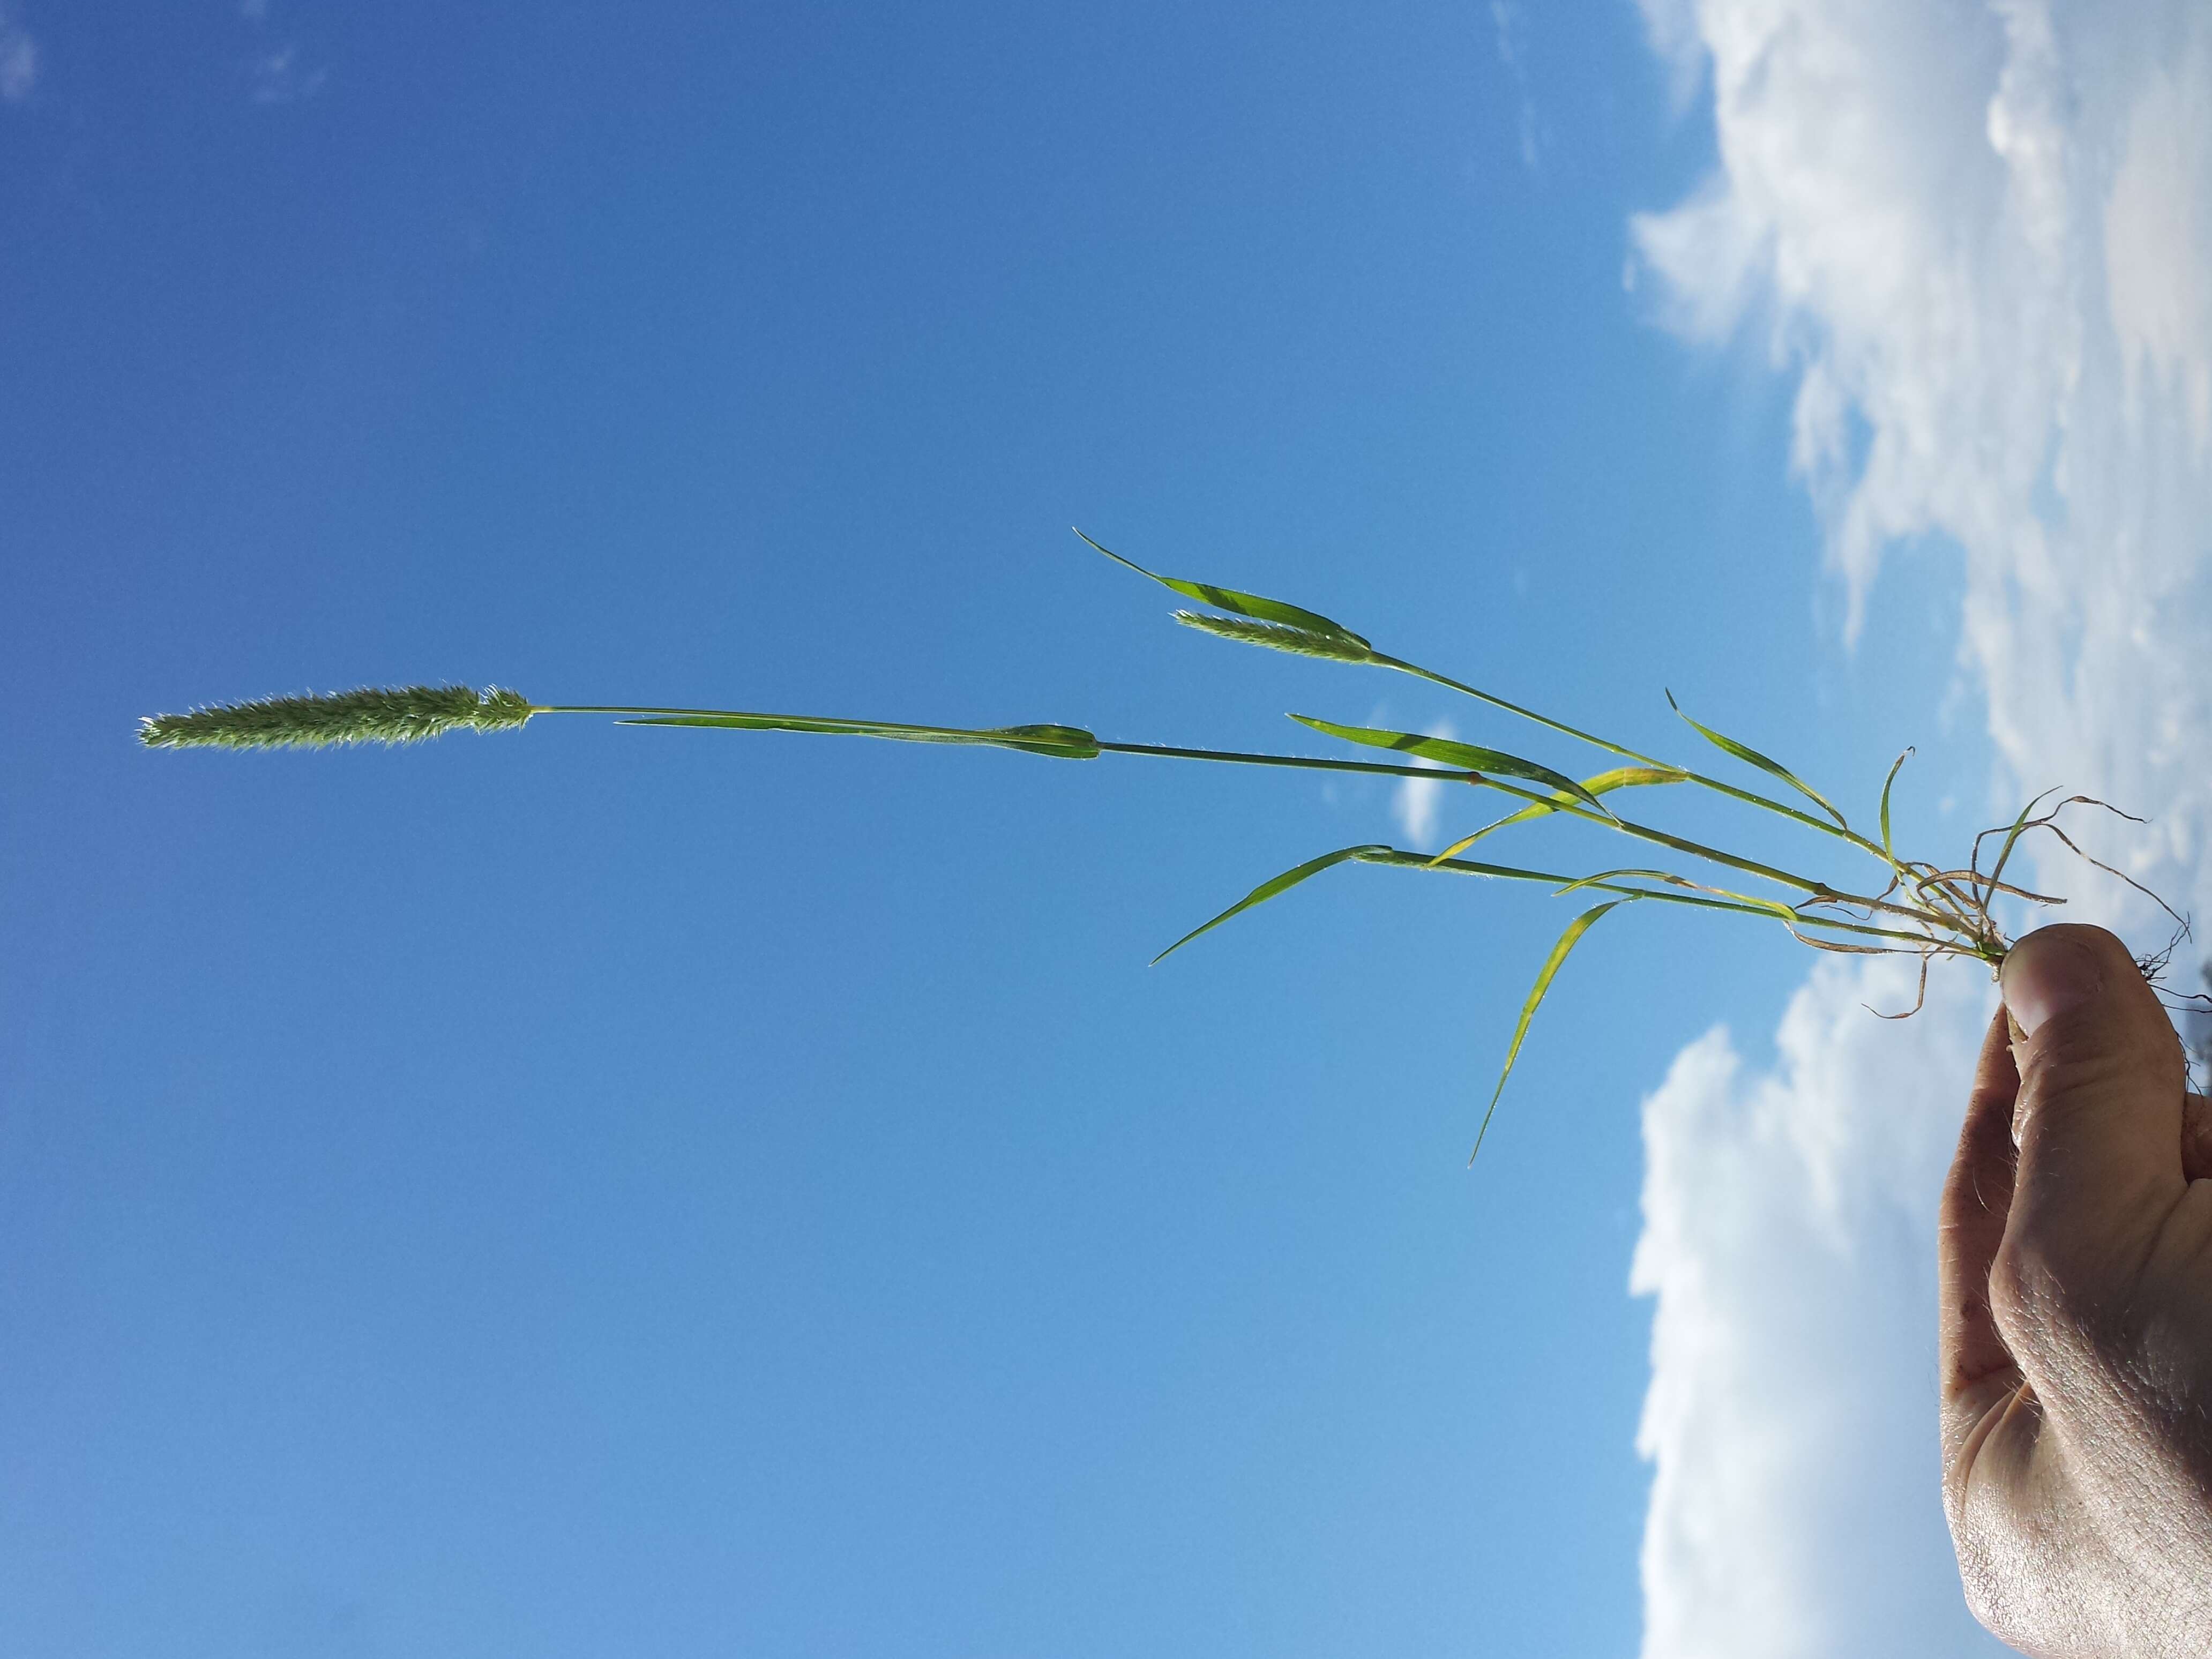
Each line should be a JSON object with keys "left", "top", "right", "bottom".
{"left": 1664, "top": 692, "right": 1848, "bottom": 830}
{"left": 1473, "top": 899, "right": 1630, "bottom": 1163}
{"left": 1152, "top": 843, "right": 1391, "bottom": 963}
{"left": 1879, "top": 748, "right": 1914, "bottom": 860}
{"left": 1075, "top": 529, "right": 1372, "bottom": 650}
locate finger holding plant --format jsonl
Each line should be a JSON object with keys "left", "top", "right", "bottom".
{"left": 140, "top": 532, "right": 2189, "bottom": 1158}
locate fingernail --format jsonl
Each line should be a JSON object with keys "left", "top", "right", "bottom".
{"left": 2000, "top": 933, "right": 2105, "bottom": 1037}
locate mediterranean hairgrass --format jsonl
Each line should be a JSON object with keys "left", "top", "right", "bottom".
{"left": 140, "top": 533, "right": 2183, "bottom": 1158}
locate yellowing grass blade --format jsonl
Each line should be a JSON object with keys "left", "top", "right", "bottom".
{"left": 1429, "top": 765, "right": 1687, "bottom": 863}
{"left": 617, "top": 711, "right": 1102, "bottom": 759}
{"left": 1152, "top": 843, "right": 1393, "bottom": 963}
{"left": 1290, "top": 716, "right": 1610, "bottom": 815}
{"left": 1664, "top": 690, "right": 1848, "bottom": 829}
{"left": 1075, "top": 529, "right": 1372, "bottom": 650}
{"left": 1551, "top": 867, "right": 1799, "bottom": 921}
{"left": 1475, "top": 900, "right": 1628, "bottom": 1162}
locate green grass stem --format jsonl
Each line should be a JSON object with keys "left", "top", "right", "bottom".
{"left": 144, "top": 533, "right": 2156, "bottom": 1156}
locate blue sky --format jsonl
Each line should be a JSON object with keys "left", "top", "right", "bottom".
{"left": 0, "top": 3, "right": 2015, "bottom": 1654}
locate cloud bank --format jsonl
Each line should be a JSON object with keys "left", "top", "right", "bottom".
{"left": 1634, "top": 958, "right": 1999, "bottom": 1657}
{"left": 1626, "top": 1, "right": 2212, "bottom": 1653}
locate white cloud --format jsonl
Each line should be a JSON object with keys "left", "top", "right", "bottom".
{"left": 0, "top": 5, "right": 36, "bottom": 104}
{"left": 1633, "top": 958, "right": 2012, "bottom": 1658}
{"left": 1489, "top": 1, "right": 1541, "bottom": 173}
{"left": 1626, "top": 1, "right": 2212, "bottom": 1654}
{"left": 1391, "top": 719, "right": 1458, "bottom": 847}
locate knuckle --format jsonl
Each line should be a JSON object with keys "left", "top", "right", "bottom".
{"left": 1990, "top": 1228, "right": 2141, "bottom": 1362}
{"left": 1989, "top": 1233, "right": 2084, "bottom": 1338}
{"left": 1986, "top": 1236, "right": 2040, "bottom": 1328}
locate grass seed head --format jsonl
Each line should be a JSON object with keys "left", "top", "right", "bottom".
{"left": 138, "top": 685, "right": 534, "bottom": 750}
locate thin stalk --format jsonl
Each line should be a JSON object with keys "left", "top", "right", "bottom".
{"left": 557, "top": 705, "right": 1961, "bottom": 933}
{"left": 1455, "top": 774, "right": 1954, "bottom": 927}
{"left": 1374, "top": 850, "right": 1956, "bottom": 949}
{"left": 1092, "top": 732, "right": 1954, "bottom": 930}
{"left": 1096, "top": 740, "right": 1498, "bottom": 784}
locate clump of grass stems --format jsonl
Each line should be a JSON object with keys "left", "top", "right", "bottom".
{"left": 140, "top": 533, "right": 2190, "bottom": 1158}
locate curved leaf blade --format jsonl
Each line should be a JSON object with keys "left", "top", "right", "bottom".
{"left": 1475, "top": 900, "right": 1628, "bottom": 1162}
{"left": 1152, "top": 843, "right": 1392, "bottom": 964}
{"left": 1550, "top": 866, "right": 1683, "bottom": 896}
{"left": 1975, "top": 787, "right": 2062, "bottom": 909}
{"left": 619, "top": 711, "right": 1102, "bottom": 759}
{"left": 1879, "top": 748, "right": 1913, "bottom": 862}
{"left": 1665, "top": 690, "right": 1848, "bottom": 829}
{"left": 1289, "top": 715, "right": 1609, "bottom": 815}
{"left": 1075, "top": 529, "right": 1372, "bottom": 649}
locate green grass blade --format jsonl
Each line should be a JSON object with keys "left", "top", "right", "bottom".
{"left": 1075, "top": 529, "right": 1372, "bottom": 649}
{"left": 1152, "top": 843, "right": 1393, "bottom": 964}
{"left": 1429, "top": 765, "right": 1687, "bottom": 863}
{"left": 618, "top": 711, "right": 1101, "bottom": 759}
{"left": 1075, "top": 536, "right": 1883, "bottom": 855}
{"left": 1157, "top": 841, "right": 1866, "bottom": 967}
{"left": 1879, "top": 748, "right": 1912, "bottom": 862}
{"left": 1171, "top": 611, "right": 1375, "bottom": 664}
{"left": 1664, "top": 690, "right": 1848, "bottom": 829}
{"left": 1080, "top": 536, "right": 1882, "bottom": 855}
{"left": 1073, "top": 530, "right": 1640, "bottom": 762}
{"left": 1289, "top": 716, "right": 1610, "bottom": 814}
{"left": 1474, "top": 900, "right": 1627, "bottom": 1162}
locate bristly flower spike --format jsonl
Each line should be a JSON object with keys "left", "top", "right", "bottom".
{"left": 137, "top": 685, "right": 536, "bottom": 750}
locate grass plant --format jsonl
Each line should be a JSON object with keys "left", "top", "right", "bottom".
{"left": 140, "top": 534, "right": 2183, "bottom": 1157}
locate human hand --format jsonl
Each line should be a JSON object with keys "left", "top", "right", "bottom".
{"left": 1940, "top": 923, "right": 2212, "bottom": 1656}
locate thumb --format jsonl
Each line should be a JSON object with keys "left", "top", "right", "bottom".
{"left": 2000, "top": 924, "right": 2187, "bottom": 1283}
